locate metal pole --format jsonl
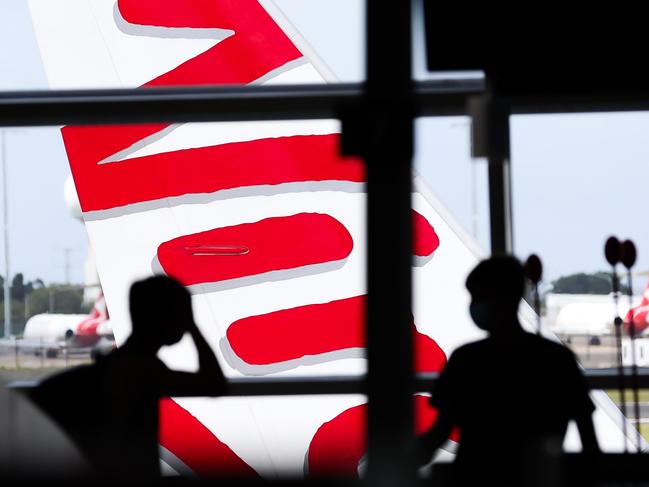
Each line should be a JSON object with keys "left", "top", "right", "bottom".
{"left": 471, "top": 162, "right": 479, "bottom": 238}
{"left": 365, "top": 0, "right": 414, "bottom": 484}
{"left": 1, "top": 131, "right": 10, "bottom": 338}
{"left": 611, "top": 270, "right": 628, "bottom": 453}
{"left": 488, "top": 158, "right": 513, "bottom": 255}
{"left": 625, "top": 270, "right": 642, "bottom": 452}
{"left": 0, "top": 82, "right": 484, "bottom": 127}
{"left": 470, "top": 95, "right": 513, "bottom": 255}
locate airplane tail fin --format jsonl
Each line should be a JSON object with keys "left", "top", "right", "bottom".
{"left": 76, "top": 291, "right": 111, "bottom": 338}
{"left": 625, "top": 279, "right": 649, "bottom": 336}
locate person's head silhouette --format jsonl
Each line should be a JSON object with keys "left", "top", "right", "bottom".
{"left": 129, "top": 275, "right": 193, "bottom": 351}
{"left": 466, "top": 256, "right": 524, "bottom": 334}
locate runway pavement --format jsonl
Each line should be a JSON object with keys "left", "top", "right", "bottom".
{"left": 564, "top": 334, "right": 618, "bottom": 369}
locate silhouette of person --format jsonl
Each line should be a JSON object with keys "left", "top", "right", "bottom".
{"left": 416, "top": 256, "right": 599, "bottom": 486}
{"left": 30, "top": 276, "right": 226, "bottom": 479}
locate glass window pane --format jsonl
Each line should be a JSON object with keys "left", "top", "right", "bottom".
{"left": 604, "top": 388, "right": 648, "bottom": 449}
{"left": 416, "top": 114, "right": 633, "bottom": 459}
{"left": 415, "top": 117, "right": 490, "bottom": 250}
{"left": 0, "top": 127, "right": 97, "bottom": 381}
{"left": 162, "top": 394, "right": 369, "bottom": 477}
{"left": 413, "top": 115, "right": 491, "bottom": 392}
{"left": 511, "top": 112, "right": 649, "bottom": 455}
{"left": 413, "top": 115, "right": 491, "bottom": 351}
{"left": 511, "top": 113, "right": 649, "bottom": 364}
{"left": 2, "top": 119, "right": 366, "bottom": 479}
{"left": 1, "top": 0, "right": 365, "bottom": 92}
{"left": 0, "top": 119, "right": 364, "bottom": 379}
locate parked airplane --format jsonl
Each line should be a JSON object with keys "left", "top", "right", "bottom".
{"left": 27, "top": 0, "right": 641, "bottom": 477}
{"left": 19, "top": 292, "right": 113, "bottom": 357}
{"left": 546, "top": 293, "right": 639, "bottom": 340}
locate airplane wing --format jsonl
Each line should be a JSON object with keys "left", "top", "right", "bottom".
{"left": 27, "top": 0, "right": 640, "bottom": 477}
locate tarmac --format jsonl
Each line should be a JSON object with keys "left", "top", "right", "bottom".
{"left": 0, "top": 333, "right": 629, "bottom": 383}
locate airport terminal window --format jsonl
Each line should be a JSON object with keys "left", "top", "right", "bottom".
{"left": 0, "top": 0, "right": 366, "bottom": 93}
{"left": 511, "top": 112, "right": 649, "bottom": 444}
{"left": 158, "top": 393, "right": 370, "bottom": 477}
{"left": 0, "top": 127, "right": 94, "bottom": 379}
{"left": 5, "top": 0, "right": 644, "bottom": 481}
{"left": 0, "top": 119, "right": 489, "bottom": 478}
{"left": 412, "top": 116, "right": 492, "bottom": 356}
{"left": 511, "top": 113, "right": 649, "bottom": 359}
{"left": 0, "top": 1, "right": 392, "bottom": 479}
{"left": 0, "top": 119, "right": 367, "bottom": 477}
{"left": 414, "top": 117, "right": 490, "bottom": 251}
{"left": 0, "top": 0, "right": 370, "bottom": 388}
{"left": 0, "top": 119, "right": 366, "bottom": 380}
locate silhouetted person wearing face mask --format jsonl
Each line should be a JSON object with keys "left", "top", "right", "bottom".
{"left": 30, "top": 276, "right": 226, "bottom": 479}
{"left": 416, "top": 256, "right": 599, "bottom": 486}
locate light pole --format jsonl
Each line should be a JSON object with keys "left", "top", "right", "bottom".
{"left": 1, "top": 130, "right": 10, "bottom": 338}
{"left": 64, "top": 247, "right": 72, "bottom": 284}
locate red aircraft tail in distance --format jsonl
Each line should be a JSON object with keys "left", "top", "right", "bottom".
{"left": 625, "top": 279, "right": 649, "bottom": 336}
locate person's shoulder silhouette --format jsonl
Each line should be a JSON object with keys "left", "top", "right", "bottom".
{"left": 30, "top": 275, "right": 226, "bottom": 478}
{"left": 417, "top": 256, "right": 599, "bottom": 485}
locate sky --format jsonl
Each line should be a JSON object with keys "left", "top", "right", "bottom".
{"left": 1, "top": 0, "right": 649, "bottom": 290}
{"left": 0, "top": 0, "right": 88, "bottom": 284}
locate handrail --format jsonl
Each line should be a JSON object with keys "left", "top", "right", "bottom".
{"left": 8, "top": 368, "right": 649, "bottom": 396}
{"left": 0, "top": 79, "right": 483, "bottom": 126}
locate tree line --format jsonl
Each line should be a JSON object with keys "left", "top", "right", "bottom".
{"left": 550, "top": 272, "right": 630, "bottom": 295}
{"left": 0, "top": 273, "right": 90, "bottom": 335}
{"left": 523, "top": 271, "right": 632, "bottom": 315}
